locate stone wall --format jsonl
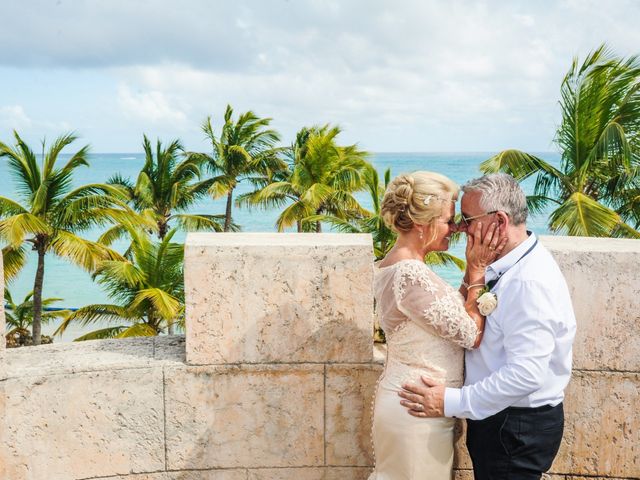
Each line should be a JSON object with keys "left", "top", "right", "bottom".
{"left": 0, "top": 234, "right": 638, "bottom": 479}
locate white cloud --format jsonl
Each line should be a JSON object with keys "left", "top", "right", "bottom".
{"left": 117, "top": 84, "right": 188, "bottom": 125}
{"left": 1, "top": 0, "right": 639, "bottom": 151}
{"left": 0, "top": 105, "right": 32, "bottom": 129}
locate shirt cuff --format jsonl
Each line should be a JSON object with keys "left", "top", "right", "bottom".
{"left": 444, "top": 387, "right": 463, "bottom": 418}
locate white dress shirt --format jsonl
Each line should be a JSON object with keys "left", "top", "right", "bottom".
{"left": 444, "top": 232, "right": 576, "bottom": 420}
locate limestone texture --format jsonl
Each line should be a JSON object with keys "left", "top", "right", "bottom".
{"left": 247, "top": 467, "right": 372, "bottom": 479}
{"left": 2, "top": 236, "right": 640, "bottom": 480}
{"left": 185, "top": 233, "right": 374, "bottom": 365}
{"left": 101, "top": 471, "right": 248, "bottom": 480}
{"left": 325, "top": 364, "right": 382, "bottom": 466}
{"left": 541, "top": 236, "right": 640, "bottom": 371}
{"left": 0, "top": 252, "right": 5, "bottom": 379}
{"left": 453, "top": 418, "right": 472, "bottom": 469}
{"left": 164, "top": 363, "right": 325, "bottom": 470}
{"left": 0, "top": 367, "right": 165, "bottom": 480}
{"left": 552, "top": 371, "right": 639, "bottom": 478}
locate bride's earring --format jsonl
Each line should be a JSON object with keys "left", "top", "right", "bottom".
{"left": 418, "top": 229, "right": 424, "bottom": 240}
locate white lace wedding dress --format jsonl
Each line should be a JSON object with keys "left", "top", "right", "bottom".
{"left": 369, "top": 259, "right": 479, "bottom": 480}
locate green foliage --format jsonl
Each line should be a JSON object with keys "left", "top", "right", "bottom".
{"left": 196, "top": 105, "right": 283, "bottom": 231}
{"left": 237, "top": 125, "right": 372, "bottom": 232}
{"left": 55, "top": 227, "right": 185, "bottom": 340}
{"left": 0, "top": 131, "right": 134, "bottom": 344}
{"left": 4, "top": 288, "right": 72, "bottom": 335}
{"left": 480, "top": 45, "right": 640, "bottom": 238}
{"left": 106, "top": 135, "right": 225, "bottom": 241}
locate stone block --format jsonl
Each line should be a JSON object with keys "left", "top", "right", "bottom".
{"left": 325, "top": 364, "right": 382, "bottom": 466}
{"left": 0, "top": 367, "right": 164, "bottom": 480}
{"left": 453, "top": 471, "right": 474, "bottom": 480}
{"left": 4, "top": 336, "right": 156, "bottom": 379}
{"left": 542, "top": 236, "right": 640, "bottom": 371}
{"left": 551, "top": 371, "right": 639, "bottom": 477}
{"left": 100, "top": 468, "right": 247, "bottom": 480}
{"left": 248, "top": 467, "right": 372, "bottom": 480}
{"left": 101, "top": 471, "right": 248, "bottom": 480}
{"left": 165, "top": 363, "right": 324, "bottom": 469}
{"left": 0, "top": 251, "right": 5, "bottom": 379}
{"left": 184, "top": 233, "right": 374, "bottom": 365}
{"left": 453, "top": 419, "right": 472, "bottom": 469}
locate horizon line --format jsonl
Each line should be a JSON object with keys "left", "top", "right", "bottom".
{"left": 84, "top": 150, "right": 559, "bottom": 155}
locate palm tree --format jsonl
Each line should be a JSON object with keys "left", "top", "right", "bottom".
{"left": 4, "top": 288, "right": 72, "bottom": 347}
{"left": 197, "top": 105, "right": 284, "bottom": 231}
{"left": 106, "top": 135, "right": 227, "bottom": 244}
{"left": 0, "top": 131, "right": 131, "bottom": 344}
{"left": 310, "top": 167, "right": 466, "bottom": 267}
{"left": 237, "top": 125, "right": 372, "bottom": 232}
{"left": 55, "top": 226, "right": 184, "bottom": 340}
{"left": 480, "top": 45, "right": 640, "bottom": 237}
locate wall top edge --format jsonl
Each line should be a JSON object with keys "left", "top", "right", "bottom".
{"left": 185, "top": 232, "right": 374, "bottom": 247}
{"left": 540, "top": 235, "right": 640, "bottom": 253}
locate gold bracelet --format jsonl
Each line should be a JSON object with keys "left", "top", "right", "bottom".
{"left": 467, "top": 283, "right": 485, "bottom": 290}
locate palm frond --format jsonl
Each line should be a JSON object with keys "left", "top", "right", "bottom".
{"left": 424, "top": 252, "right": 466, "bottom": 271}
{"left": 115, "top": 323, "right": 158, "bottom": 338}
{"left": 73, "top": 326, "right": 128, "bottom": 341}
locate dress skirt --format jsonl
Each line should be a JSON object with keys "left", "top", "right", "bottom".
{"left": 368, "top": 379, "right": 455, "bottom": 480}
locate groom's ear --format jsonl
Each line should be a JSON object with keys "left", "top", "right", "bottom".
{"left": 496, "top": 211, "right": 508, "bottom": 229}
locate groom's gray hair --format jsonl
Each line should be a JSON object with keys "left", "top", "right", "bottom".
{"left": 463, "top": 173, "right": 528, "bottom": 225}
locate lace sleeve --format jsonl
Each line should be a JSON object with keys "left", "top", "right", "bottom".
{"left": 393, "top": 261, "right": 478, "bottom": 349}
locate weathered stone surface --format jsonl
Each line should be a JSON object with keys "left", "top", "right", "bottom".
{"left": 453, "top": 471, "right": 474, "bottom": 480}
{"left": 453, "top": 419, "right": 472, "bottom": 469}
{"left": 325, "top": 364, "right": 381, "bottom": 466}
{"left": 101, "top": 471, "right": 248, "bottom": 480}
{"left": 248, "top": 467, "right": 372, "bottom": 480}
{"left": 185, "top": 233, "right": 374, "bottom": 365}
{"left": 165, "top": 363, "right": 324, "bottom": 469}
{"left": 0, "top": 252, "right": 5, "bottom": 380}
{"left": 542, "top": 236, "right": 640, "bottom": 371}
{"left": 4, "top": 335, "right": 185, "bottom": 379}
{"left": 0, "top": 367, "right": 164, "bottom": 480}
{"left": 551, "top": 371, "right": 639, "bottom": 478}
{"left": 153, "top": 334, "right": 186, "bottom": 362}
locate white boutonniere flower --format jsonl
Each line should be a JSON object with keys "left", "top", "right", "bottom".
{"left": 477, "top": 288, "right": 498, "bottom": 316}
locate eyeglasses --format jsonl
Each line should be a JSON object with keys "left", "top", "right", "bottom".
{"left": 459, "top": 210, "right": 498, "bottom": 227}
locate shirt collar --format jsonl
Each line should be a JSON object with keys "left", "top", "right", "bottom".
{"left": 486, "top": 231, "right": 536, "bottom": 280}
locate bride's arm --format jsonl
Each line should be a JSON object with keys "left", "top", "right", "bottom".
{"left": 462, "top": 222, "right": 507, "bottom": 348}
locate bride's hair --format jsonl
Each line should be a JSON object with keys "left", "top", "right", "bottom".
{"left": 381, "top": 171, "right": 458, "bottom": 235}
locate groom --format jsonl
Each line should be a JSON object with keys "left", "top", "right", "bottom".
{"left": 399, "top": 173, "right": 576, "bottom": 479}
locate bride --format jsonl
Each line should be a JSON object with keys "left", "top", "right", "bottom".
{"left": 370, "top": 171, "right": 505, "bottom": 479}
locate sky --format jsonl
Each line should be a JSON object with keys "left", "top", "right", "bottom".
{"left": 1, "top": 0, "right": 639, "bottom": 153}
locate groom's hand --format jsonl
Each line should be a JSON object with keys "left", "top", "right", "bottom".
{"left": 398, "top": 376, "right": 445, "bottom": 417}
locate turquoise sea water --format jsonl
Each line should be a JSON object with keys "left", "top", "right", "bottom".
{"left": 0, "top": 152, "right": 560, "bottom": 342}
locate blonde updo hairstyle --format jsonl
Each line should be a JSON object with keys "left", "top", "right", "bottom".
{"left": 381, "top": 171, "right": 459, "bottom": 243}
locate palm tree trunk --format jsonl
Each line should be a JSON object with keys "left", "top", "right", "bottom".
{"left": 32, "top": 244, "right": 46, "bottom": 345}
{"left": 297, "top": 220, "right": 302, "bottom": 232}
{"left": 167, "top": 318, "right": 174, "bottom": 335}
{"left": 316, "top": 221, "right": 322, "bottom": 233}
{"left": 224, "top": 189, "right": 233, "bottom": 232}
{"left": 158, "top": 219, "right": 168, "bottom": 240}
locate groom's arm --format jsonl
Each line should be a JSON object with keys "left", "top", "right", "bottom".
{"left": 444, "top": 279, "right": 557, "bottom": 421}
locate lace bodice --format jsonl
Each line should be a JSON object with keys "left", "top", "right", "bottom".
{"left": 374, "top": 259, "right": 479, "bottom": 388}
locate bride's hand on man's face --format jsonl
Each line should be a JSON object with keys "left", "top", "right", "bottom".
{"left": 465, "top": 221, "right": 508, "bottom": 268}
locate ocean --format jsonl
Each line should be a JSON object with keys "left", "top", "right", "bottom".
{"left": 0, "top": 151, "right": 560, "bottom": 342}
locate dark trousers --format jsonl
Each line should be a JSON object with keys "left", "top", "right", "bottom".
{"left": 466, "top": 403, "right": 564, "bottom": 480}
